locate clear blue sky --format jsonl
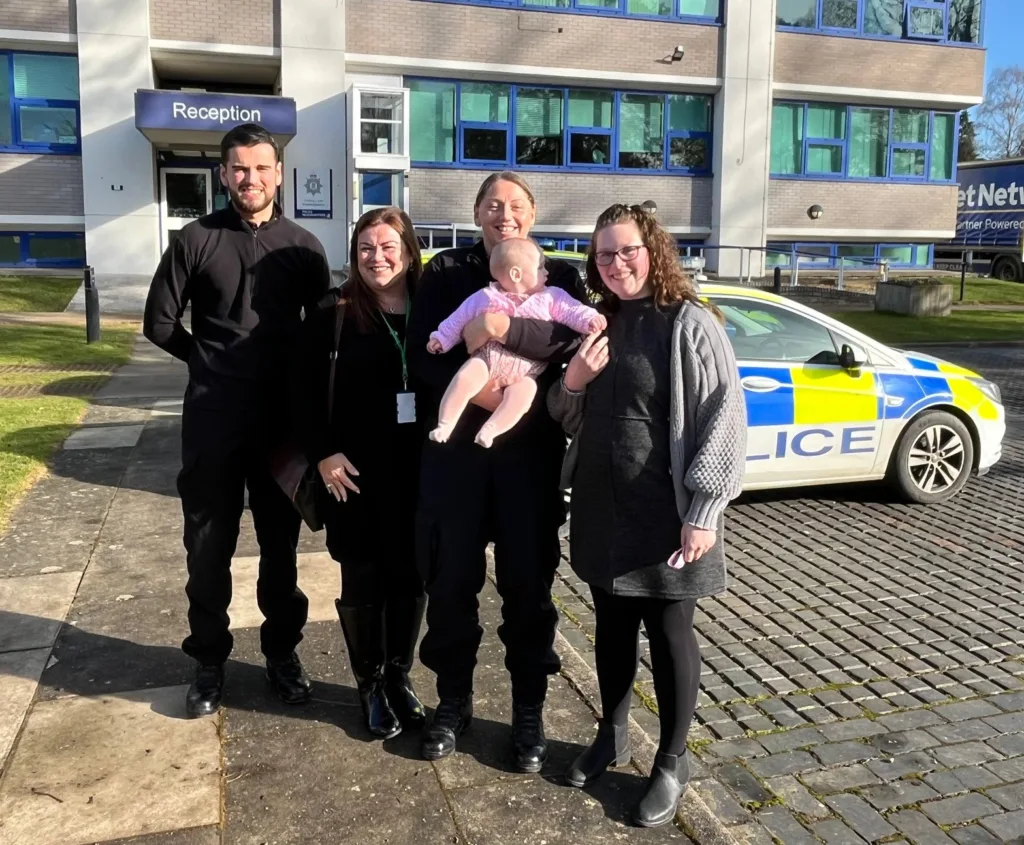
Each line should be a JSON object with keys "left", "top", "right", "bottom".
{"left": 983, "top": 0, "right": 1020, "bottom": 87}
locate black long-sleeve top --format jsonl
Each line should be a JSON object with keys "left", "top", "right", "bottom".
{"left": 143, "top": 203, "right": 331, "bottom": 413}
{"left": 406, "top": 241, "right": 586, "bottom": 450}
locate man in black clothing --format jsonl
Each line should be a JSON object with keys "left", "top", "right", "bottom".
{"left": 406, "top": 173, "right": 585, "bottom": 770}
{"left": 144, "top": 123, "right": 332, "bottom": 718}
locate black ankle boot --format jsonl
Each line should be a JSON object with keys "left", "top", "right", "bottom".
{"left": 421, "top": 696, "right": 473, "bottom": 761}
{"left": 565, "top": 720, "right": 630, "bottom": 787}
{"left": 336, "top": 600, "right": 401, "bottom": 740}
{"left": 186, "top": 663, "right": 224, "bottom": 718}
{"left": 631, "top": 751, "right": 690, "bottom": 828}
{"left": 511, "top": 702, "right": 548, "bottom": 773}
{"left": 384, "top": 595, "right": 427, "bottom": 729}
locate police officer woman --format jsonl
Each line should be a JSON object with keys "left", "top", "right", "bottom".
{"left": 295, "top": 207, "right": 427, "bottom": 739}
{"left": 406, "top": 172, "right": 585, "bottom": 771}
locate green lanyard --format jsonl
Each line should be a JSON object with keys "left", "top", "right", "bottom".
{"left": 378, "top": 294, "right": 411, "bottom": 390}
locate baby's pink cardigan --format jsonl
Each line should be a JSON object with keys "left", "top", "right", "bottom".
{"left": 431, "top": 283, "right": 599, "bottom": 352}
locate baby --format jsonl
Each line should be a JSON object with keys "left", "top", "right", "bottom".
{"left": 427, "top": 238, "right": 606, "bottom": 448}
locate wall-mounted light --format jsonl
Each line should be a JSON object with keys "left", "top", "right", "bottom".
{"left": 807, "top": 204, "right": 824, "bottom": 220}
{"left": 671, "top": 45, "right": 685, "bottom": 62}
{"left": 641, "top": 199, "right": 658, "bottom": 216}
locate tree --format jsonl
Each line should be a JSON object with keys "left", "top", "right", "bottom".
{"left": 958, "top": 112, "right": 979, "bottom": 162}
{"left": 975, "top": 66, "right": 1024, "bottom": 160}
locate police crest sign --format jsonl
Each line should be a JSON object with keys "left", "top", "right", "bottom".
{"left": 294, "top": 168, "right": 332, "bottom": 219}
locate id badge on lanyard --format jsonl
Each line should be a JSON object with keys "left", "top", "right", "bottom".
{"left": 381, "top": 305, "right": 416, "bottom": 424}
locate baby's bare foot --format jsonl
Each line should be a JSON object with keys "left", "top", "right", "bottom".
{"left": 429, "top": 423, "right": 452, "bottom": 443}
{"left": 475, "top": 426, "right": 495, "bottom": 449}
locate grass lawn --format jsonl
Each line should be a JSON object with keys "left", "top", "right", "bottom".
{"left": 830, "top": 310, "right": 1024, "bottom": 344}
{"left": 951, "top": 277, "right": 1024, "bottom": 306}
{"left": 0, "top": 319, "right": 138, "bottom": 533}
{"left": 0, "top": 275, "right": 82, "bottom": 312}
{"left": 0, "top": 321, "right": 137, "bottom": 368}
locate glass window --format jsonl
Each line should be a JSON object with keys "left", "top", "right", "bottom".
{"left": 668, "top": 95, "right": 710, "bottom": 132}
{"left": 908, "top": 2, "right": 945, "bottom": 38}
{"left": 360, "top": 93, "right": 402, "bottom": 155}
{"left": 777, "top": 0, "right": 817, "bottom": 27}
{"left": 577, "top": 0, "right": 618, "bottom": 7}
{"left": 930, "top": 113, "right": 955, "bottom": 181}
{"left": 523, "top": 0, "right": 570, "bottom": 5}
{"left": 463, "top": 128, "right": 507, "bottom": 161}
{"left": 716, "top": 300, "right": 837, "bottom": 363}
{"left": 0, "top": 62, "right": 10, "bottom": 146}
{"left": 848, "top": 108, "right": 889, "bottom": 178}
{"left": 837, "top": 244, "right": 876, "bottom": 267}
{"left": 893, "top": 148, "right": 926, "bottom": 177}
{"left": 669, "top": 137, "right": 708, "bottom": 170}
{"left": 516, "top": 88, "right": 563, "bottom": 166}
{"left": 880, "top": 245, "right": 914, "bottom": 265}
{"left": 12, "top": 53, "right": 79, "bottom": 99}
{"left": 460, "top": 83, "right": 509, "bottom": 124}
{"left": 766, "top": 244, "right": 793, "bottom": 267}
{"left": 915, "top": 246, "right": 930, "bottom": 267}
{"left": 0, "top": 235, "right": 20, "bottom": 264}
{"left": 806, "top": 105, "right": 846, "bottom": 175}
{"left": 771, "top": 103, "right": 804, "bottom": 175}
{"left": 618, "top": 94, "right": 663, "bottom": 170}
{"left": 28, "top": 235, "right": 84, "bottom": 262}
{"left": 822, "top": 0, "right": 857, "bottom": 27}
{"left": 796, "top": 245, "right": 832, "bottom": 265}
{"left": 627, "top": 0, "right": 672, "bottom": 16}
{"left": 948, "top": 0, "right": 982, "bottom": 43}
{"left": 19, "top": 106, "right": 79, "bottom": 145}
{"left": 409, "top": 80, "right": 455, "bottom": 163}
{"left": 863, "top": 0, "right": 904, "bottom": 35}
{"left": 680, "top": 0, "right": 719, "bottom": 14}
{"left": 568, "top": 90, "right": 613, "bottom": 167}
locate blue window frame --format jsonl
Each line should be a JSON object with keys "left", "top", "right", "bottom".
{"left": 417, "top": 0, "right": 720, "bottom": 24}
{"left": 0, "top": 231, "right": 85, "bottom": 267}
{"left": 766, "top": 241, "right": 933, "bottom": 269}
{"left": 1, "top": 51, "right": 81, "bottom": 154}
{"left": 409, "top": 78, "right": 713, "bottom": 176}
{"left": 770, "top": 101, "right": 958, "bottom": 183}
{"left": 776, "top": 0, "right": 982, "bottom": 46}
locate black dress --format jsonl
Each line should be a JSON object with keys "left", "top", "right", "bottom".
{"left": 570, "top": 297, "right": 724, "bottom": 599}
{"left": 298, "top": 300, "right": 424, "bottom": 575}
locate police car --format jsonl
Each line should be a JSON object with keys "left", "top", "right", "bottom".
{"left": 703, "top": 284, "right": 1004, "bottom": 504}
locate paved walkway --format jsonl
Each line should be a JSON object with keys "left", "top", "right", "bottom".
{"left": 0, "top": 335, "right": 725, "bottom": 845}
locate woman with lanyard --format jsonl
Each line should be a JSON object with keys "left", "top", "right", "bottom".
{"left": 407, "top": 172, "right": 586, "bottom": 770}
{"left": 295, "top": 206, "right": 426, "bottom": 739}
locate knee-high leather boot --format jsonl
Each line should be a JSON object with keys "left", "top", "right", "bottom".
{"left": 384, "top": 594, "right": 427, "bottom": 729}
{"left": 336, "top": 600, "right": 401, "bottom": 739}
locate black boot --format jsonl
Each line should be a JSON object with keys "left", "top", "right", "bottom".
{"left": 565, "top": 720, "right": 630, "bottom": 787}
{"left": 336, "top": 600, "right": 401, "bottom": 740}
{"left": 511, "top": 702, "right": 549, "bottom": 773}
{"left": 186, "top": 663, "right": 224, "bottom": 718}
{"left": 421, "top": 696, "right": 473, "bottom": 761}
{"left": 384, "top": 595, "right": 427, "bottom": 729}
{"left": 631, "top": 751, "right": 690, "bottom": 828}
{"left": 265, "top": 652, "right": 312, "bottom": 704}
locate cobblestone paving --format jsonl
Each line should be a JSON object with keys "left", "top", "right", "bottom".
{"left": 554, "top": 346, "right": 1024, "bottom": 845}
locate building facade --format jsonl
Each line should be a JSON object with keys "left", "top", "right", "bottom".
{"left": 0, "top": 0, "right": 984, "bottom": 279}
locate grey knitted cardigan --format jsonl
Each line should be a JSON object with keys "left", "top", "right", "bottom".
{"left": 548, "top": 299, "right": 748, "bottom": 532}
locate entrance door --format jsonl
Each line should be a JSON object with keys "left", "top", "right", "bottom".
{"left": 160, "top": 168, "right": 213, "bottom": 250}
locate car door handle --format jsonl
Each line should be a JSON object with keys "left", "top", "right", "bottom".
{"left": 741, "top": 376, "right": 783, "bottom": 393}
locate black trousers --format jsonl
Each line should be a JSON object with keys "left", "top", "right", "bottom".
{"left": 591, "top": 585, "right": 700, "bottom": 756}
{"left": 177, "top": 408, "right": 306, "bottom": 666}
{"left": 416, "top": 439, "right": 563, "bottom": 703}
{"left": 325, "top": 515, "right": 423, "bottom": 607}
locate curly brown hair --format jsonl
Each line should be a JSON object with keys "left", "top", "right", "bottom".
{"left": 346, "top": 206, "right": 423, "bottom": 333}
{"left": 585, "top": 204, "right": 700, "bottom": 310}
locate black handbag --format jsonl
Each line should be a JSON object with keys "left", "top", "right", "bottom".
{"left": 270, "top": 302, "right": 346, "bottom": 532}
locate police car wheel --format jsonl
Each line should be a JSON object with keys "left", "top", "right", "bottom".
{"left": 892, "top": 411, "right": 974, "bottom": 504}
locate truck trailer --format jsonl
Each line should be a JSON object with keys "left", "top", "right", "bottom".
{"left": 934, "top": 157, "right": 1024, "bottom": 283}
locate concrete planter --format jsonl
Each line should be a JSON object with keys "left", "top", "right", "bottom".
{"left": 875, "top": 281, "right": 953, "bottom": 317}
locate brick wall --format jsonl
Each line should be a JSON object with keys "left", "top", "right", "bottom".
{"left": 774, "top": 32, "right": 984, "bottom": 100}
{"left": 348, "top": 0, "right": 720, "bottom": 79}
{"left": 767, "top": 179, "right": 957, "bottom": 234}
{"left": 2, "top": 0, "right": 72, "bottom": 33}
{"left": 149, "top": 0, "right": 276, "bottom": 46}
{"left": 0, "top": 155, "right": 83, "bottom": 215}
{"left": 409, "top": 169, "right": 712, "bottom": 230}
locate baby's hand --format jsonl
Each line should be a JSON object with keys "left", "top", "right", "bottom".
{"left": 427, "top": 337, "right": 443, "bottom": 354}
{"left": 588, "top": 314, "right": 608, "bottom": 333}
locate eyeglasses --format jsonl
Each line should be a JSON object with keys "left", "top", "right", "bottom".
{"left": 594, "top": 244, "right": 647, "bottom": 266}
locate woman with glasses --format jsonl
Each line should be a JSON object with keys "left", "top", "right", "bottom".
{"left": 548, "top": 204, "right": 746, "bottom": 827}
{"left": 294, "top": 206, "right": 427, "bottom": 740}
